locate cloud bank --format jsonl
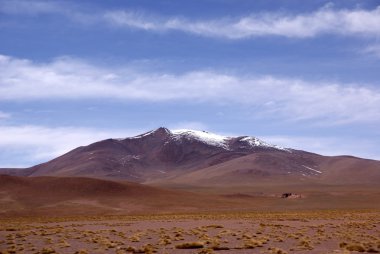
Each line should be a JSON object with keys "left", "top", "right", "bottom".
{"left": 1, "top": 54, "right": 379, "bottom": 125}
{"left": 1, "top": 0, "right": 380, "bottom": 39}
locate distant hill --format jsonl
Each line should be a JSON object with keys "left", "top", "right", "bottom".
{"left": 0, "top": 174, "right": 245, "bottom": 216}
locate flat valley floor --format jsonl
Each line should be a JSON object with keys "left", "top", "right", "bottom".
{"left": 1, "top": 211, "right": 379, "bottom": 254}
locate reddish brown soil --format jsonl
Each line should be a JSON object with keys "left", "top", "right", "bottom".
{"left": 0, "top": 211, "right": 379, "bottom": 253}
{"left": 1, "top": 175, "right": 380, "bottom": 218}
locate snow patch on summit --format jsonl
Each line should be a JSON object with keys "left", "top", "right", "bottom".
{"left": 118, "top": 128, "right": 290, "bottom": 152}
{"left": 240, "top": 136, "right": 270, "bottom": 147}
{"left": 172, "top": 129, "right": 230, "bottom": 149}
{"left": 240, "top": 136, "right": 289, "bottom": 151}
{"left": 171, "top": 129, "right": 290, "bottom": 151}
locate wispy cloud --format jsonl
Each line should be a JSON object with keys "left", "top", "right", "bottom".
{"left": 1, "top": 54, "right": 379, "bottom": 125}
{"left": 104, "top": 7, "right": 380, "bottom": 39}
{"left": 0, "top": 125, "right": 140, "bottom": 167}
{"left": 1, "top": 0, "right": 380, "bottom": 39}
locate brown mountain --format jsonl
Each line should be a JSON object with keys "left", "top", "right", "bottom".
{"left": 1, "top": 127, "right": 380, "bottom": 186}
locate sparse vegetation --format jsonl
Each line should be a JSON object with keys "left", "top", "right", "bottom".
{"left": 0, "top": 210, "right": 378, "bottom": 253}
{"left": 175, "top": 242, "right": 204, "bottom": 249}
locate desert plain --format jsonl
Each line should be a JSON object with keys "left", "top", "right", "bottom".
{"left": 1, "top": 174, "right": 380, "bottom": 254}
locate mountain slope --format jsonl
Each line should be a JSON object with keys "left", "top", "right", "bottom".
{"left": 152, "top": 151, "right": 380, "bottom": 186}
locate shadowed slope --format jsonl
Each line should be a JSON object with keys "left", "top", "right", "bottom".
{"left": 0, "top": 175, "right": 248, "bottom": 217}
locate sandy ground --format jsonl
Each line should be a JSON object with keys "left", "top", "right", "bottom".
{"left": 0, "top": 211, "right": 379, "bottom": 254}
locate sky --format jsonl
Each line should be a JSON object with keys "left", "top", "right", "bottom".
{"left": 0, "top": 0, "right": 380, "bottom": 168}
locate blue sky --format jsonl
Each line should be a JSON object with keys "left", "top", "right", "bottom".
{"left": 0, "top": 0, "right": 380, "bottom": 167}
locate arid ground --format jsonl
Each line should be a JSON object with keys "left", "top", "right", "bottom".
{"left": 1, "top": 211, "right": 379, "bottom": 254}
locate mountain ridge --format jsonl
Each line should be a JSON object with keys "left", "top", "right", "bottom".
{"left": 1, "top": 127, "right": 379, "bottom": 186}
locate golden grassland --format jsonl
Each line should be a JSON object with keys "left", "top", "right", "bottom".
{"left": 0, "top": 210, "right": 379, "bottom": 254}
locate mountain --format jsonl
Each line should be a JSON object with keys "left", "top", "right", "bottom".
{"left": 2, "top": 127, "right": 289, "bottom": 180}
{"left": 1, "top": 127, "right": 380, "bottom": 186}
{"left": 1, "top": 128, "right": 380, "bottom": 215}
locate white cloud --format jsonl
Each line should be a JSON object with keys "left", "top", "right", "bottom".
{"left": 1, "top": 1, "right": 380, "bottom": 39}
{"left": 1, "top": 54, "right": 380, "bottom": 125}
{"left": 262, "top": 135, "right": 380, "bottom": 160}
{"left": 0, "top": 125, "right": 141, "bottom": 167}
{"left": 104, "top": 7, "right": 380, "bottom": 39}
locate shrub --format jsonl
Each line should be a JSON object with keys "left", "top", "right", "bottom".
{"left": 175, "top": 242, "right": 204, "bottom": 249}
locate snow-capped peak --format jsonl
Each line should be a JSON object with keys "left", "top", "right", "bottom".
{"left": 238, "top": 136, "right": 288, "bottom": 151}
{"left": 125, "top": 127, "right": 170, "bottom": 140}
{"left": 171, "top": 129, "right": 289, "bottom": 151}
{"left": 123, "top": 128, "right": 290, "bottom": 152}
{"left": 172, "top": 129, "right": 230, "bottom": 149}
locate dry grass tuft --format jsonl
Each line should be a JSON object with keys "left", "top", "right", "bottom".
{"left": 268, "top": 246, "right": 288, "bottom": 254}
{"left": 39, "top": 247, "right": 56, "bottom": 254}
{"left": 211, "top": 245, "right": 230, "bottom": 250}
{"left": 175, "top": 241, "right": 204, "bottom": 249}
{"left": 198, "top": 248, "right": 214, "bottom": 254}
{"left": 74, "top": 250, "right": 89, "bottom": 254}
{"left": 340, "top": 241, "right": 379, "bottom": 253}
